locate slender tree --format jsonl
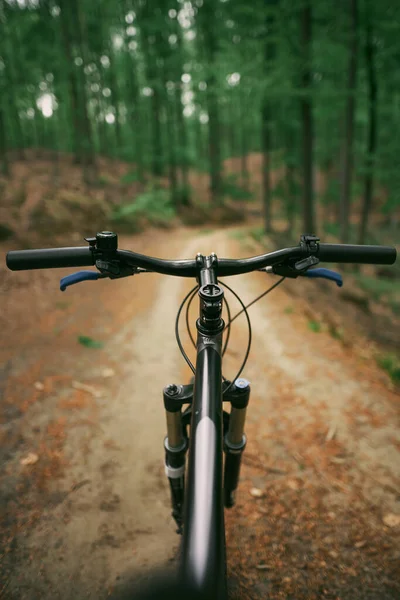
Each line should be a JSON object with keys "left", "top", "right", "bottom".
{"left": 196, "top": 0, "right": 223, "bottom": 203}
{"left": 300, "top": 0, "right": 315, "bottom": 234}
{"left": 261, "top": 1, "right": 279, "bottom": 233}
{"left": 358, "top": 2, "right": 377, "bottom": 244}
{"left": 339, "top": 0, "right": 358, "bottom": 243}
{"left": 140, "top": 1, "right": 164, "bottom": 177}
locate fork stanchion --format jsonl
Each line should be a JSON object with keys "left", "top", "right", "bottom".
{"left": 223, "top": 379, "right": 250, "bottom": 508}
{"left": 164, "top": 384, "right": 188, "bottom": 534}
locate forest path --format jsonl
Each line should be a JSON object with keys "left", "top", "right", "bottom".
{"left": 0, "top": 226, "right": 399, "bottom": 600}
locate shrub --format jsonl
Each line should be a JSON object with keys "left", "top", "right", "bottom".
{"left": 111, "top": 187, "right": 175, "bottom": 232}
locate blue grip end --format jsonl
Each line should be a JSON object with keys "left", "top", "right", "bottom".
{"left": 304, "top": 268, "right": 343, "bottom": 287}
{"left": 60, "top": 270, "right": 100, "bottom": 291}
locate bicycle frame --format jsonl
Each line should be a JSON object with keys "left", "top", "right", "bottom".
{"left": 163, "top": 256, "right": 249, "bottom": 599}
{"left": 180, "top": 329, "right": 226, "bottom": 599}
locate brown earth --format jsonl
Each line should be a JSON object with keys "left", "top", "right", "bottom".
{"left": 0, "top": 226, "right": 399, "bottom": 600}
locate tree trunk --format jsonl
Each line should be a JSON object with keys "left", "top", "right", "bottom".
{"left": 286, "top": 162, "right": 296, "bottom": 233}
{"left": 99, "top": 0, "right": 123, "bottom": 155}
{"left": 2, "top": 13, "right": 25, "bottom": 159}
{"left": 358, "top": 11, "right": 376, "bottom": 245}
{"left": 239, "top": 88, "right": 249, "bottom": 188}
{"left": 300, "top": 1, "right": 315, "bottom": 234}
{"left": 141, "top": 28, "right": 163, "bottom": 177}
{"left": 339, "top": 0, "right": 358, "bottom": 243}
{"left": 261, "top": 102, "right": 272, "bottom": 232}
{"left": 0, "top": 106, "right": 9, "bottom": 177}
{"left": 130, "top": 68, "right": 145, "bottom": 182}
{"left": 206, "top": 82, "right": 222, "bottom": 203}
{"left": 59, "top": 0, "right": 87, "bottom": 167}
{"left": 175, "top": 25, "right": 191, "bottom": 205}
{"left": 262, "top": 0, "right": 279, "bottom": 232}
{"left": 165, "top": 99, "right": 178, "bottom": 205}
{"left": 197, "top": 1, "right": 222, "bottom": 203}
{"left": 71, "top": 0, "right": 96, "bottom": 180}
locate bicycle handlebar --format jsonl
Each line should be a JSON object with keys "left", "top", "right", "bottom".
{"left": 317, "top": 244, "right": 396, "bottom": 264}
{"left": 6, "top": 240, "right": 397, "bottom": 277}
{"left": 6, "top": 247, "right": 94, "bottom": 271}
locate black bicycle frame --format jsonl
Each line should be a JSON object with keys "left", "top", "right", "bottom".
{"left": 162, "top": 259, "right": 249, "bottom": 598}
{"left": 176, "top": 255, "right": 226, "bottom": 598}
{"left": 180, "top": 328, "right": 226, "bottom": 599}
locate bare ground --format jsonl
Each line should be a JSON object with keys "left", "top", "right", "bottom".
{"left": 0, "top": 227, "right": 399, "bottom": 600}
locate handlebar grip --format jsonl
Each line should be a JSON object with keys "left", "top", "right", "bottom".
{"left": 318, "top": 244, "right": 397, "bottom": 265}
{"left": 6, "top": 247, "right": 95, "bottom": 271}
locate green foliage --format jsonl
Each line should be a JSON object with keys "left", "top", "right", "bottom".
{"left": 3, "top": 0, "right": 400, "bottom": 239}
{"left": 175, "top": 185, "right": 192, "bottom": 207}
{"left": 111, "top": 187, "right": 176, "bottom": 230}
{"left": 329, "top": 324, "right": 344, "bottom": 341}
{"left": 308, "top": 319, "right": 322, "bottom": 333}
{"left": 78, "top": 335, "right": 104, "bottom": 348}
{"left": 353, "top": 273, "right": 400, "bottom": 303}
{"left": 97, "top": 175, "right": 111, "bottom": 187}
{"left": 381, "top": 195, "right": 399, "bottom": 216}
{"left": 249, "top": 227, "right": 266, "bottom": 244}
{"left": 120, "top": 170, "right": 140, "bottom": 185}
{"left": 222, "top": 174, "right": 254, "bottom": 202}
{"left": 377, "top": 352, "right": 400, "bottom": 384}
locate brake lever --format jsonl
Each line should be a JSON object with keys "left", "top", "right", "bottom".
{"left": 60, "top": 270, "right": 107, "bottom": 291}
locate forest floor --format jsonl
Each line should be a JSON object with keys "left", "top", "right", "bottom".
{"left": 0, "top": 226, "right": 399, "bottom": 600}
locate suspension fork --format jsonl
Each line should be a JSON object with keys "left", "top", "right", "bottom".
{"left": 223, "top": 379, "right": 250, "bottom": 508}
{"left": 163, "top": 375, "right": 251, "bottom": 531}
{"left": 163, "top": 384, "right": 191, "bottom": 534}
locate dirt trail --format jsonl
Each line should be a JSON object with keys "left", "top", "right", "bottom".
{"left": 1, "top": 227, "right": 399, "bottom": 600}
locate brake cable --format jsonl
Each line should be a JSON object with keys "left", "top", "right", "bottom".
{"left": 175, "top": 285, "right": 198, "bottom": 374}
{"left": 222, "top": 276, "right": 286, "bottom": 328}
{"left": 176, "top": 276, "right": 286, "bottom": 385}
{"left": 218, "top": 281, "right": 252, "bottom": 394}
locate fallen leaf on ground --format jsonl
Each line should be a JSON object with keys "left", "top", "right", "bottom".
{"left": 354, "top": 540, "right": 367, "bottom": 548}
{"left": 20, "top": 452, "right": 39, "bottom": 466}
{"left": 383, "top": 513, "right": 400, "bottom": 528}
{"left": 77, "top": 335, "right": 104, "bottom": 349}
{"left": 325, "top": 423, "right": 337, "bottom": 442}
{"left": 256, "top": 564, "right": 272, "bottom": 570}
{"left": 34, "top": 381, "right": 44, "bottom": 391}
{"left": 250, "top": 487, "right": 264, "bottom": 498}
{"left": 72, "top": 381, "right": 104, "bottom": 398}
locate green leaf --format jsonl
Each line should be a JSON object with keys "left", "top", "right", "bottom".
{"left": 78, "top": 335, "right": 104, "bottom": 349}
{"left": 120, "top": 170, "right": 140, "bottom": 184}
{"left": 308, "top": 320, "right": 321, "bottom": 333}
{"left": 377, "top": 353, "right": 400, "bottom": 384}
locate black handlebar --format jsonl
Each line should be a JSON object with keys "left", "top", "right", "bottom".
{"left": 318, "top": 243, "right": 396, "bottom": 265}
{"left": 6, "top": 241, "right": 397, "bottom": 277}
{"left": 6, "top": 247, "right": 94, "bottom": 271}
